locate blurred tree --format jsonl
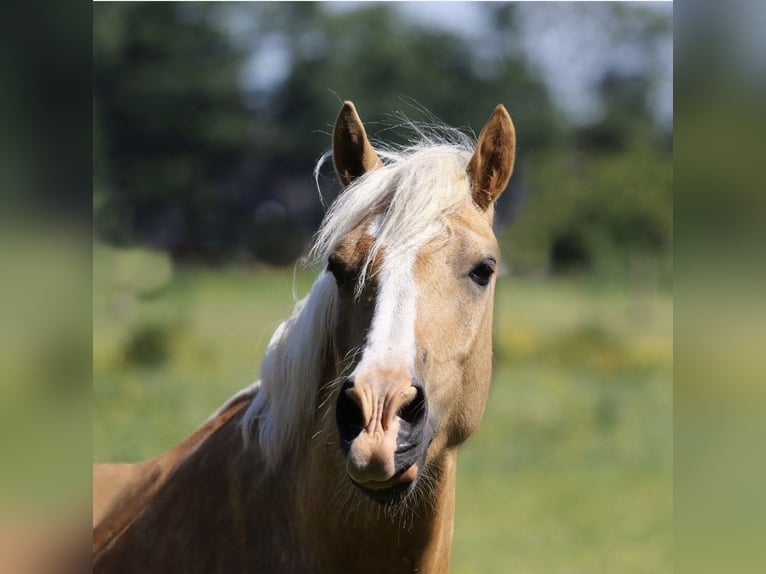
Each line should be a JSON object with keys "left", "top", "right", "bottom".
{"left": 495, "top": 3, "right": 673, "bottom": 280}
{"left": 576, "top": 71, "right": 655, "bottom": 153}
{"left": 502, "top": 64, "right": 672, "bottom": 279}
{"left": 94, "top": 3, "right": 252, "bottom": 259}
{"left": 94, "top": 2, "right": 672, "bottom": 277}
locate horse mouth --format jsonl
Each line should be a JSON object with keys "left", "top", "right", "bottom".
{"left": 355, "top": 481, "right": 414, "bottom": 505}
{"left": 350, "top": 463, "right": 419, "bottom": 505}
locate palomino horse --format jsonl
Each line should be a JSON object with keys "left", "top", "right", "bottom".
{"left": 93, "top": 101, "right": 516, "bottom": 573}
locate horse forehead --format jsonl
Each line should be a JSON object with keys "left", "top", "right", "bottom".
{"left": 418, "top": 205, "right": 498, "bottom": 265}
{"left": 449, "top": 203, "right": 497, "bottom": 242}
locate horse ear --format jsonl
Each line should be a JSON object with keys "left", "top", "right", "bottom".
{"left": 467, "top": 104, "right": 516, "bottom": 210}
{"left": 333, "top": 101, "right": 382, "bottom": 187}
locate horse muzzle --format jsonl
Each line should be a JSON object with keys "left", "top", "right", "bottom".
{"left": 336, "top": 377, "right": 432, "bottom": 504}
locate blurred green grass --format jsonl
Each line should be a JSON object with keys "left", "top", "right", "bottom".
{"left": 0, "top": 229, "right": 90, "bottom": 513}
{"left": 93, "top": 246, "right": 671, "bottom": 573}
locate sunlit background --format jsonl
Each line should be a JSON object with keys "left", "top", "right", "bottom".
{"left": 93, "top": 3, "right": 672, "bottom": 573}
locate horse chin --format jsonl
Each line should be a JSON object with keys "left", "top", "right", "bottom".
{"left": 353, "top": 479, "right": 416, "bottom": 506}
{"left": 348, "top": 462, "right": 420, "bottom": 506}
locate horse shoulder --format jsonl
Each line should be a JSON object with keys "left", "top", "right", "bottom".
{"left": 92, "top": 396, "right": 256, "bottom": 571}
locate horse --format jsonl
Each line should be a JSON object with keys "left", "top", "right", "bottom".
{"left": 93, "top": 100, "right": 516, "bottom": 574}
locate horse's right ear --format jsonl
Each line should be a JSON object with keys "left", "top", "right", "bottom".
{"left": 333, "top": 101, "right": 382, "bottom": 187}
{"left": 467, "top": 104, "right": 516, "bottom": 211}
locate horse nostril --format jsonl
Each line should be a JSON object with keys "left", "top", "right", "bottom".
{"left": 340, "top": 377, "right": 355, "bottom": 395}
{"left": 398, "top": 381, "right": 426, "bottom": 428}
{"left": 336, "top": 378, "right": 365, "bottom": 452}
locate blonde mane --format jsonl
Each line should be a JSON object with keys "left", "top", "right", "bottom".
{"left": 241, "top": 124, "right": 478, "bottom": 469}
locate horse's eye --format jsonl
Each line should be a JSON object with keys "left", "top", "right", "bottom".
{"left": 469, "top": 259, "right": 496, "bottom": 287}
{"left": 327, "top": 255, "right": 350, "bottom": 286}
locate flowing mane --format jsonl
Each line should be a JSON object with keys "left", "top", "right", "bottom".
{"left": 241, "top": 124, "right": 478, "bottom": 469}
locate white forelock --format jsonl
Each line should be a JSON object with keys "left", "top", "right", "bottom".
{"left": 309, "top": 125, "right": 475, "bottom": 293}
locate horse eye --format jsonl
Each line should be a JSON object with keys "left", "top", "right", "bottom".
{"left": 327, "top": 255, "right": 350, "bottom": 286}
{"left": 469, "top": 260, "right": 496, "bottom": 287}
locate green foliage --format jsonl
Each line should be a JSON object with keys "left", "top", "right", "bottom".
{"left": 245, "top": 208, "right": 308, "bottom": 266}
{"left": 94, "top": 3, "right": 252, "bottom": 256}
{"left": 123, "top": 321, "right": 176, "bottom": 368}
{"left": 503, "top": 142, "right": 672, "bottom": 279}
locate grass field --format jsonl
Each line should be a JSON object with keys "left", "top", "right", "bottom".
{"left": 93, "top": 246, "right": 672, "bottom": 573}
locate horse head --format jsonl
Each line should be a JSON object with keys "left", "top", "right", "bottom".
{"left": 324, "top": 101, "right": 516, "bottom": 504}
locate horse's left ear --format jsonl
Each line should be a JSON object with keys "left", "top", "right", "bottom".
{"left": 467, "top": 104, "right": 516, "bottom": 210}
{"left": 333, "top": 101, "right": 382, "bottom": 187}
